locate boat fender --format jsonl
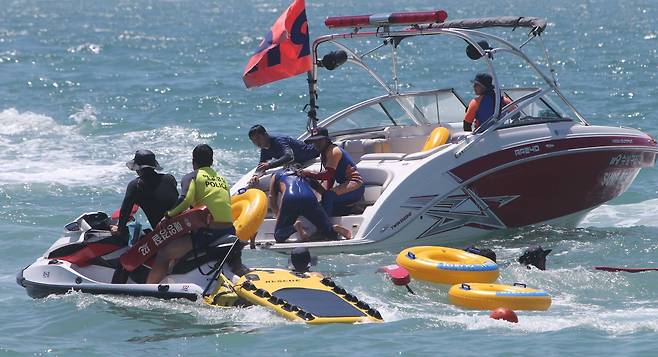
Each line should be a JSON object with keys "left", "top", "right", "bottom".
{"left": 490, "top": 308, "right": 518, "bottom": 323}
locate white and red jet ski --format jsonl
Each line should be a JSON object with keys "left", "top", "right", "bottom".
{"left": 17, "top": 209, "right": 244, "bottom": 301}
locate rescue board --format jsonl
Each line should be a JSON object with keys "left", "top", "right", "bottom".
{"left": 230, "top": 269, "right": 383, "bottom": 324}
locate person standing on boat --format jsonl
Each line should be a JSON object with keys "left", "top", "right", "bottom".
{"left": 463, "top": 73, "right": 513, "bottom": 132}
{"left": 269, "top": 169, "right": 352, "bottom": 242}
{"left": 248, "top": 124, "right": 319, "bottom": 186}
{"left": 110, "top": 150, "right": 179, "bottom": 237}
{"left": 301, "top": 127, "right": 364, "bottom": 216}
{"left": 146, "top": 144, "right": 246, "bottom": 284}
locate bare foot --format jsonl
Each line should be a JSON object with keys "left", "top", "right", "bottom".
{"left": 294, "top": 220, "right": 311, "bottom": 241}
{"left": 332, "top": 225, "right": 352, "bottom": 240}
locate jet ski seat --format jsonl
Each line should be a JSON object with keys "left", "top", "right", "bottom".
{"left": 126, "top": 234, "right": 244, "bottom": 284}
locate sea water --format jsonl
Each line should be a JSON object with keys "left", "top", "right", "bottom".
{"left": 1, "top": 0, "right": 657, "bottom": 355}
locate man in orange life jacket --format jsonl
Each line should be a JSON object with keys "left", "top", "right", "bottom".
{"left": 463, "top": 73, "right": 513, "bottom": 132}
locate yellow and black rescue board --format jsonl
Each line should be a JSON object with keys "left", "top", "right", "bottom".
{"left": 231, "top": 269, "right": 383, "bottom": 324}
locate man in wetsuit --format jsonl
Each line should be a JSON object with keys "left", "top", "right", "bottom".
{"left": 269, "top": 169, "right": 352, "bottom": 243}
{"left": 145, "top": 144, "right": 246, "bottom": 284}
{"left": 248, "top": 124, "right": 319, "bottom": 185}
{"left": 110, "top": 150, "right": 178, "bottom": 237}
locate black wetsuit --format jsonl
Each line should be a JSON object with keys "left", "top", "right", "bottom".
{"left": 117, "top": 171, "right": 179, "bottom": 233}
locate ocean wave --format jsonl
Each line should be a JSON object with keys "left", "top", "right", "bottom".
{"left": 0, "top": 108, "right": 249, "bottom": 188}
{"left": 579, "top": 198, "right": 658, "bottom": 228}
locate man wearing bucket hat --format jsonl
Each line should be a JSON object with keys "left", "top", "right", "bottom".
{"left": 110, "top": 149, "right": 179, "bottom": 237}
{"left": 463, "top": 73, "right": 513, "bottom": 132}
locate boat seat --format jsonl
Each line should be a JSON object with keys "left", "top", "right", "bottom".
{"left": 341, "top": 138, "right": 389, "bottom": 162}
{"left": 356, "top": 166, "right": 393, "bottom": 205}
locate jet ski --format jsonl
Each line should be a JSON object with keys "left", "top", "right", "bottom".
{"left": 16, "top": 210, "right": 245, "bottom": 301}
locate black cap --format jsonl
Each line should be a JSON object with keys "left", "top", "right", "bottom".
{"left": 304, "top": 127, "right": 330, "bottom": 143}
{"left": 518, "top": 245, "right": 552, "bottom": 270}
{"left": 288, "top": 247, "right": 315, "bottom": 273}
{"left": 126, "top": 150, "right": 162, "bottom": 171}
{"left": 471, "top": 73, "right": 494, "bottom": 91}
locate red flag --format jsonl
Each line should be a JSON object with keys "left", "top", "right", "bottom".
{"left": 243, "top": 0, "right": 312, "bottom": 88}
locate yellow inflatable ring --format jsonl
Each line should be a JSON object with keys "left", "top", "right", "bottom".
{"left": 231, "top": 188, "right": 267, "bottom": 241}
{"left": 396, "top": 246, "right": 499, "bottom": 285}
{"left": 422, "top": 127, "right": 450, "bottom": 151}
{"left": 448, "top": 282, "right": 552, "bottom": 311}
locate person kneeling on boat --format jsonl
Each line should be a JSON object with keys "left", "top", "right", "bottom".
{"left": 111, "top": 149, "right": 179, "bottom": 238}
{"left": 146, "top": 144, "right": 246, "bottom": 284}
{"left": 248, "top": 124, "right": 319, "bottom": 186}
{"left": 463, "top": 73, "right": 513, "bottom": 132}
{"left": 269, "top": 169, "right": 352, "bottom": 243}
{"left": 300, "top": 127, "right": 364, "bottom": 216}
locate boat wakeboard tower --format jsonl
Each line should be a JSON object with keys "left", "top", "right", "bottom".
{"left": 232, "top": 9, "right": 658, "bottom": 254}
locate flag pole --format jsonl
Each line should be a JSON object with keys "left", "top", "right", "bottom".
{"left": 306, "top": 70, "right": 318, "bottom": 130}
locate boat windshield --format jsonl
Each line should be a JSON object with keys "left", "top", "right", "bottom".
{"left": 323, "top": 88, "right": 467, "bottom": 133}
{"left": 498, "top": 88, "right": 572, "bottom": 128}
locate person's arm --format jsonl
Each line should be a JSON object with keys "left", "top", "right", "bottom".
{"left": 302, "top": 146, "right": 341, "bottom": 189}
{"left": 258, "top": 137, "right": 295, "bottom": 171}
{"left": 255, "top": 148, "right": 271, "bottom": 173}
{"left": 114, "top": 180, "right": 139, "bottom": 234}
{"left": 306, "top": 177, "right": 326, "bottom": 195}
{"left": 167, "top": 172, "right": 196, "bottom": 217}
{"left": 463, "top": 98, "right": 479, "bottom": 132}
{"left": 268, "top": 176, "right": 280, "bottom": 217}
{"left": 265, "top": 145, "right": 294, "bottom": 169}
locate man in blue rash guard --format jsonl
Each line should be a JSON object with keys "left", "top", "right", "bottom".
{"left": 268, "top": 169, "right": 352, "bottom": 243}
{"left": 248, "top": 124, "right": 319, "bottom": 186}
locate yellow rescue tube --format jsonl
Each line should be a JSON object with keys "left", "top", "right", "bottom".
{"left": 231, "top": 189, "right": 267, "bottom": 241}
{"left": 396, "top": 246, "right": 499, "bottom": 284}
{"left": 448, "top": 283, "right": 551, "bottom": 311}
{"left": 422, "top": 127, "right": 450, "bottom": 151}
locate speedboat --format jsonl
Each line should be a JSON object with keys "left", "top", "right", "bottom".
{"left": 232, "top": 12, "right": 658, "bottom": 254}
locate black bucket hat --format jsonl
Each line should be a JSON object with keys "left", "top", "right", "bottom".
{"left": 304, "top": 127, "right": 330, "bottom": 143}
{"left": 126, "top": 149, "right": 162, "bottom": 171}
{"left": 471, "top": 72, "right": 494, "bottom": 91}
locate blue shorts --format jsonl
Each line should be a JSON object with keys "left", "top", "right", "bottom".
{"left": 321, "top": 185, "right": 365, "bottom": 216}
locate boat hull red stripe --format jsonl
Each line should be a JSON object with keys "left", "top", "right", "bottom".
{"left": 451, "top": 135, "right": 657, "bottom": 182}
{"left": 466, "top": 149, "right": 648, "bottom": 227}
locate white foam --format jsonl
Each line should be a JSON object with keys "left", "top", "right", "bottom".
{"left": 68, "top": 104, "right": 98, "bottom": 125}
{"left": 0, "top": 108, "right": 249, "bottom": 188}
{"left": 579, "top": 198, "right": 658, "bottom": 228}
{"left": 47, "top": 291, "right": 291, "bottom": 328}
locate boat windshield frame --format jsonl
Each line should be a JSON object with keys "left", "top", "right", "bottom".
{"left": 302, "top": 17, "right": 589, "bottom": 145}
